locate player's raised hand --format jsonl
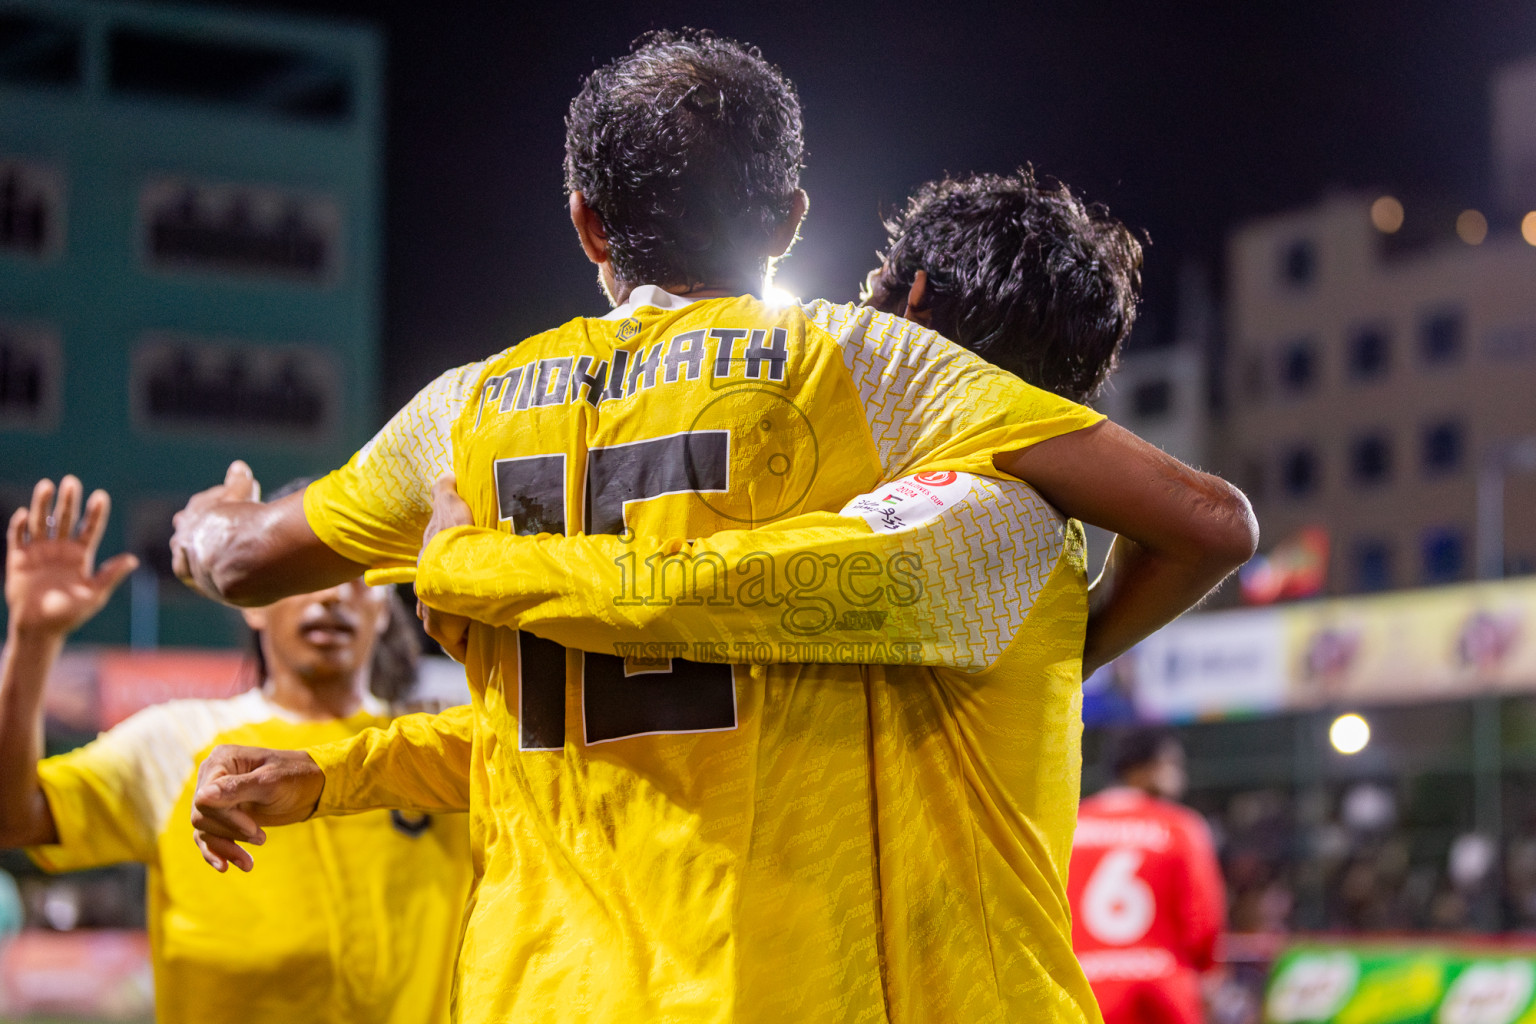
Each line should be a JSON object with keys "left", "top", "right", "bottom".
{"left": 169, "top": 460, "right": 262, "bottom": 592}
{"left": 6, "top": 477, "right": 139, "bottom": 639}
{"left": 417, "top": 474, "right": 474, "bottom": 662}
{"left": 190, "top": 745, "right": 324, "bottom": 872}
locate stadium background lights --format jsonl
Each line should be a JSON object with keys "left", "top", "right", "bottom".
{"left": 1523, "top": 211, "right": 1536, "bottom": 246}
{"left": 1330, "top": 713, "right": 1371, "bottom": 755}
{"left": 1456, "top": 208, "right": 1489, "bottom": 245}
{"left": 1370, "top": 195, "right": 1404, "bottom": 233}
{"left": 762, "top": 277, "right": 799, "bottom": 307}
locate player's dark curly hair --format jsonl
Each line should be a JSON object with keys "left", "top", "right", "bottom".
{"left": 1110, "top": 726, "right": 1179, "bottom": 779}
{"left": 564, "top": 29, "right": 805, "bottom": 291}
{"left": 868, "top": 169, "right": 1142, "bottom": 403}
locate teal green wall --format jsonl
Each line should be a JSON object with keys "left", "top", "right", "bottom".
{"left": 0, "top": 0, "right": 382, "bottom": 646}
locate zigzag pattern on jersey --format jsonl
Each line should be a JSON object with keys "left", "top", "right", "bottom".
{"left": 352, "top": 359, "right": 489, "bottom": 527}
{"left": 803, "top": 300, "right": 1014, "bottom": 481}
{"left": 909, "top": 476, "right": 1066, "bottom": 671}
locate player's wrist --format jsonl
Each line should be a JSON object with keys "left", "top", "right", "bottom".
{"left": 294, "top": 752, "right": 325, "bottom": 821}
{"left": 4, "top": 620, "right": 68, "bottom": 653}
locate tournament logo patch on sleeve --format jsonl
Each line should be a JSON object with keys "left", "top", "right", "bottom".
{"left": 840, "top": 471, "right": 977, "bottom": 533}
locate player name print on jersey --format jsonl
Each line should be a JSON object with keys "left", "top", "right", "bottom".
{"left": 473, "top": 325, "right": 790, "bottom": 427}
{"left": 1073, "top": 817, "right": 1174, "bottom": 851}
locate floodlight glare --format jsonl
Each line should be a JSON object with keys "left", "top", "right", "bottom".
{"left": 1330, "top": 713, "right": 1370, "bottom": 755}
{"left": 762, "top": 279, "right": 799, "bottom": 307}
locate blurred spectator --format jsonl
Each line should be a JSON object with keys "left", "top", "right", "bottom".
{"left": 1072, "top": 728, "right": 1226, "bottom": 1024}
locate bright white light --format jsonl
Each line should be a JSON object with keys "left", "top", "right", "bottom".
{"left": 762, "top": 278, "right": 799, "bottom": 307}
{"left": 1330, "top": 713, "right": 1370, "bottom": 755}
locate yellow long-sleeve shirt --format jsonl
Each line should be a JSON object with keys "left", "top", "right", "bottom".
{"left": 27, "top": 689, "right": 472, "bottom": 1024}
{"left": 304, "top": 291, "right": 1104, "bottom": 1023}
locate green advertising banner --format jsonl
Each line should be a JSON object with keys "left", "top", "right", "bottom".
{"left": 1265, "top": 942, "right": 1536, "bottom": 1024}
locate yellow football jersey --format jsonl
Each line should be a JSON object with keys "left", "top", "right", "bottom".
{"left": 27, "top": 688, "right": 472, "bottom": 1024}
{"left": 304, "top": 289, "right": 1104, "bottom": 1023}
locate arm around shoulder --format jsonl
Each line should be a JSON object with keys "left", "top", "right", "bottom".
{"left": 995, "top": 420, "right": 1259, "bottom": 672}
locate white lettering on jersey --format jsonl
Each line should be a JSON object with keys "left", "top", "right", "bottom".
{"left": 1073, "top": 817, "right": 1174, "bottom": 851}
{"left": 1077, "top": 948, "right": 1178, "bottom": 982}
{"left": 1081, "top": 848, "right": 1156, "bottom": 946}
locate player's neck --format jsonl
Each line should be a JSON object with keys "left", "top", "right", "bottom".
{"left": 608, "top": 279, "right": 752, "bottom": 306}
{"left": 262, "top": 667, "right": 369, "bottom": 721}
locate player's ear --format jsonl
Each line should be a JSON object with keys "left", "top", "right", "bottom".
{"left": 766, "top": 189, "right": 809, "bottom": 259}
{"left": 569, "top": 192, "right": 610, "bottom": 266}
{"left": 904, "top": 270, "right": 932, "bottom": 328}
{"left": 241, "top": 606, "right": 268, "bottom": 632}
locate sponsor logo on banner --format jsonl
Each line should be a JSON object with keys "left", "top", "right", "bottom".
{"left": 1132, "top": 608, "right": 1289, "bottom": 722}
{"left": 1286, "top": 577, "right": 1536, "bottom": 707}
{"left": 1110, "top": 576, "right": 1536, "bottom": 721}
{"left": 1440, "top": 960, "right": 1536, "bottom": 1024}
{"left": 841, "top": 471, "right": 974, "bottom": 534}
{"left": 1264, "top": 941, "right": 1536, "bottom": 1024}
{"left": 1266, "top": 951, "right": 1361, "bottom": 1023}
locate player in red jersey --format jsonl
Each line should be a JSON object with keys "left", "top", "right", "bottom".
{"left": 1070, "top": 728, "right": 1226, "bottom": 1024}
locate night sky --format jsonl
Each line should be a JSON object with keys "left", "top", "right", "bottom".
{"left": 174, "top": 0, "right": 1536, "bottom": 412}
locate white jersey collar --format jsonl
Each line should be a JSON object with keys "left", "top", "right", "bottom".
{"left": 242, "top": 684, "right": 388, "bottom": 722}
{"left": 599, "top": 284, "right": 702, "bottom": 321}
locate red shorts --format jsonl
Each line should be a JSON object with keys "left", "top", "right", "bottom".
{"left": 1091, "top": 970, "right": 1203, "bottom": 1024}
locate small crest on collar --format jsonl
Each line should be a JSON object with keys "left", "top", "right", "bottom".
{"left": 390, "top": 810, "right": 432, "bottom": 837}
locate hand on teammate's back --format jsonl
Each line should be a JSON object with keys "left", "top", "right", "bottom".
{"left": 6, "top": 476, "right": 138, "bottom": 639}
{"left": 190, "top": 745, "right": 325, "bottom": 873}
{"left": 415, "top": 474, "right": 474, "bottom": 662}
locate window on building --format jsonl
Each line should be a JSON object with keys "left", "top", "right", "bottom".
{"left": 131, "top": 336, "right": 335, "bottom": 437}
{"left": 1420, "top": 308, "right": 1465, "bottom": 366}
{"left": 0, "top": 159, "right": 64, "bottom": 261}
{"left": 109, "top": 28, "right": 354, "bottom": 123}
{"left": 1131, "top": 379, "right": 1172, "bottom": 419}
{"left": 0, "top": 322, "right": 60, "bottom": 429}
{"left": 1422, "top": 528, "right": 1466, "bottom": 585}
{"left": 1280, "top": 239, "right": 1316, "bottom": 287}
{"left": 1347, "top": 326, "right": 1391, "bottom": 380}
{"left": 1350, "top": 432, "right": 1393, "bottom": 486}
{"left": 1282, "top": 447, "right": 1319, "bottom": 498}
{"left": 1354, "top": 540, "right": 1394, "bottom": 593}
{"left": 1421, "top": 420, "right": 1464, "bottom": 476}
{"left": 1279, "top": 339, "right": 1318, "bottom": 394}
{"left": 0, "top": 12, "right": 82, "bottom": 88}
{"left": 139, "top": 178, "right": 340, "bottom": 284}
